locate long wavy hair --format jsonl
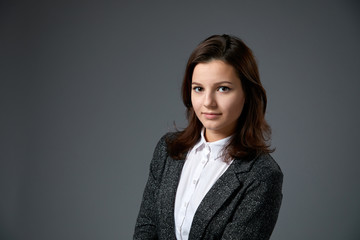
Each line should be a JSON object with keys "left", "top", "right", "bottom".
{"left": 167, "top": 34, "right": 273, "bottom": 162}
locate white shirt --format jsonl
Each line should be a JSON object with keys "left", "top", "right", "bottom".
{"left": 174, "top": 130, "right": 233, "bottom": 240}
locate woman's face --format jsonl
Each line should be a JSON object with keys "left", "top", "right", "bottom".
{"left": 191, "top": 60, "right": 245, "bottom": 142}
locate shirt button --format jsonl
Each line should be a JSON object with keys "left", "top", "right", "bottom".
{"left": 193, "top": 179, "right": 197, "bottom": 184}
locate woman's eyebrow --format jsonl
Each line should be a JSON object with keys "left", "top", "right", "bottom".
{"left": 192, "top": 81, "right": 233, "bottom": 85}
{"left": 215, "top": 81, "right": 233, "bottom": 85}
{"left": 191, "top": 82, "right": 202, "bottom": 85}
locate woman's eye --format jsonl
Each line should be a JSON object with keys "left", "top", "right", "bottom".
{"left": 218, "top": 86, "right": 230, "bottom": 92}
{"left": 193, "top": 87, "right": 203, "bottom": 92}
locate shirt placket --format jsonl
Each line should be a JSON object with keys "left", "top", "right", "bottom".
{"left": 179, "top": 144, "right": 211, "bottom": 239}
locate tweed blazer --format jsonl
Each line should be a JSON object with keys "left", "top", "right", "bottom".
{"left": 134, "top": 133, "right": 283, "bottom": 240}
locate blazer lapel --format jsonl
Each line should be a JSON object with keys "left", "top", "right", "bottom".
{"left": 188, "top": 158, "right": 255, "bottom": 240}
{"left": 158, "top": 156, "right": 185, "bottom": 238}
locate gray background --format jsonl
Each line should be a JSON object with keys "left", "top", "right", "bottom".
{"left": 1, "top": 0, "right": 359, "bottom": 239}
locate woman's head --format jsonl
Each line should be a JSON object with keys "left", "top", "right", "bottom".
{"left": 191, "top": 59, "right": 246, "bottom": 142}
{"left": 168, "top": 34, "right": 272, "bottom": 160}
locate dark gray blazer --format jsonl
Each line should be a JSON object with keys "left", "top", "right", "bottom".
{"left": 134, "top": 133, "right": 283, "bottom": 240}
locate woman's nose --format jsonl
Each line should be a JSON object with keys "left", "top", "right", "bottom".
{"left": 204, "top": 92, "right": 217, "bottom": 108}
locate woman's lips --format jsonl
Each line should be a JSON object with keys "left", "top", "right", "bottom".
{"left": 202, "top": 112, "right": 221, "bottom": 120}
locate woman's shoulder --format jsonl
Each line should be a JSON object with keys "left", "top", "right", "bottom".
{"left": 246, "top": 153, "right": 283, "bottom": 183}
{"left": 151, "top": 131, "right": 179, "bottom": 163}
{"left": 154, "top": 131, "right": 179, "bottom": 149}
{"left": 149, "top": 132, "right": 180, "bottom": 180}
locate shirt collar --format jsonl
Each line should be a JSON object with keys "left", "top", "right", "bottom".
{"left": 193, "top": 129, "right": 232, "bottom": 161}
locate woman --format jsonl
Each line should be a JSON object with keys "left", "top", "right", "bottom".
{"left": 134, "top": 34, "right": 283, "bottom": 240}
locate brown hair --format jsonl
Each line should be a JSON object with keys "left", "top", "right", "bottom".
{"left": 167, "top": 34, "right": 273, "bottom": 162}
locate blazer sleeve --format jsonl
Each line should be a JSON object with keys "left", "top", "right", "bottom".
{"left": 133, "top": 134, "right": 168, "bottom": 240}
{"left": 221, "top": 167, "right": 283, "bottom": 240}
